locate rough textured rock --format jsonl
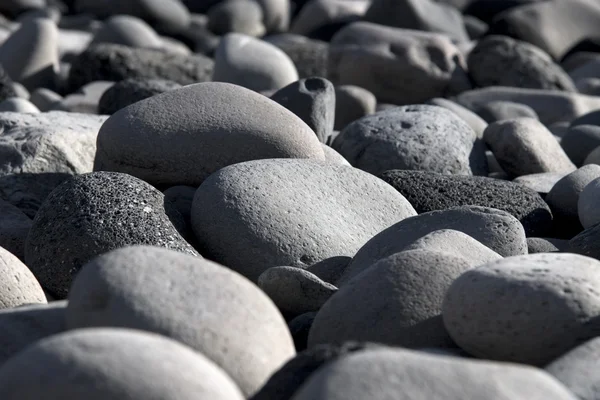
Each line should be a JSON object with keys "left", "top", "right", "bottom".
{"left": 191, "top": 159, "right": 417, "bottom": 282}
{"left": 329, "top": 22, "right": 471, "bottom": 105}
{"left": 338, "top": 206, "right": 527, "bottom": 285}
{"left": 0, "top": 112, "right": 108, "bottom": 218}
{"left": 309, "top": 250, "right": 474, "bottom": 349}
{"left": 291, "top": 347, "right": 577, "bottom": 400}
{"left": 25, "top": 172, "right": 197, "bottom": 299}
{"left": 334, "top": 85, "right": 376, "bottom": 130}
{"left": 258, "top": 266, "right": 337, "bottom": 317}
{"left": 68, "top": 44, "right": 213, "bottom": 92}
{"left": 380, "top": 170, "right": 553, "bottom": 237}
{"left": 0, "top": 245, "right": 45, "bottom": 309}
{"left": 443, "top": 253, "right": 600, "bottom": 366}
{"left": 98, "top": 78, "right": 181, "bottom": 115}
{"left": 94, "top": 82, "right": 325, "bottom": 187}
{"left": 476, "top": 100, "right": 539, "bottom": 123}
{"left": 213, "top": 33, "right": 298, "bottom": 92}
{"left": 467, "top": 36, "right": 576, "bottom": 92}
{"left": 546, "top": 337, "right": 600, "bottom": 400}
{"left": 484, "top": 118, "right": 576, "bottom": 177}
{"left": 332, "top": 105, "right": 488, "bottom": 177}
{"left": 0, "top": 302, "right": 66, "bottom": 367}
{"left": 561, "top": 125, "right": 600, "bottom": 166}
{"left": 67, "top": 246, "right": 294, "bottom": 397}
{"left": 271, "top": 77, "right": 335, "bottom": 143}
{"left": 266, "top": 34, "right": 329, "bottom": 79}
{"left": 0, "top": 328, "right": 244, "bottom": 400}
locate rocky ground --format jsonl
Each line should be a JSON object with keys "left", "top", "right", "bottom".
{"left": 0, "top": 0, "right": 600, "bottom": 399}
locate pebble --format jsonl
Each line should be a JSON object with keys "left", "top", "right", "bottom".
{"left": 332, "top": 104, "right": 488, "bottom": 176}
{"left": 191, "top": 158, "right": 416, "bottom": 281}
{"left": 0, "top": 18, "right": 58, "bottom": 91}
{"left": 561, "top": 125, "right": 600, "bottom": 166}
{"left": 309, "top": 249, "right": 473, "bottom": 349}
{"left": 68, "top": 43, "right": 214, "bottom": 92}
{"left": 467, "top": 35, "right": 577, "bottom": 92}
{"left": 0, "top": 245, "right": 45, "bottom": 309}
{"left": 380, "top": 170, "right": 553, "bottom": 236}
{"left": 97, "top": 78, "right": 181, "bottom": 115}
{"left": 476, "top": 100, "right": 539, "bottom": 123}
{"left": 0, "top": 328, "right": 244, "bottom": 400}
{"left": 66, "top": 245, "right": 294, "bottom": 397}
{"left": 213, "top": 33, "right": 299, "bottom": 92}
{"left": 271, "top": 77, "right": 335, "bottom": 143}
{"left": 0, "top": 98, "right": 39, "bottom": 112}
{"left": 90, "top": 15, "right": 163, "bottom": 49}
{"left": 0, "top": 111, "right": 107, "bottom": 217}
{"left": 25, "top": 172, "right": 198, "bottom": 299}
{"left": 333, "top": 84, "right": 376, "bottom": 131}
{"left": 291, "top": 347, "right": 577, "bottom": 400}
{"left": 258, "top": 266, "right": 337, "bottom": 317}
{"left": 207, "top": 0, "right": 266, "bottom": 37}
{"left": 329, "top": 22, "right": 471, "bottom": 105}
{"left": 0, "top": 302, "right": 66, "bottom": 367}
{"left": 443, "top": 253, "right": 600, "bottom": 366}
{"left": 484, "top": 118, "right": 576, "bottom": 177}
{"left": 339, "top": 206, "right": 527, "bottom": 285}
{"left": 546, "top": 337, "right": 600, "bottom": 400}
{"left": 266, "top": 34, "right": 328, "bottom": 79}
{"left": 95, "top": 82, "right": 324, "bottom": 187}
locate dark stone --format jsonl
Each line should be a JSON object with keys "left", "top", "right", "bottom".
{"left": 570, "top": 222, "right": 600, "bottom": 260}
{"left": 98, "top": 78, "right": 182, "bottom": 115}
{"left": 0, "top": 63, "right": 16, "bottom": 103}
{"left": 287, "top": 311, "right": 317, "bottom": 352}
{"left": 527, "top": 237, "right": 569, "bottom": 254}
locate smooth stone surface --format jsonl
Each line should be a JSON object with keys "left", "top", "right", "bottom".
{"left": 332, "top": 105, "right": 488, "bottom": 176}
{"left": 256, "top": 0, "right": 290, "bottom": 33}
{"left": 91, "top": 15, "right": 163, "bottom": 49}
{"left": 0, "top": 199, "right": 32, "bottom": 260}
{"left": 380, "top": 170, "right": 553, "bottom": 237}
{"left": 476, "top": 100, "right": 539, "bottom": 123}
{"left": 0, "top": 111, "right": 108, "bottom": 217}
{"left": 306, "top": 256, "right": 351, "bottom": 286}
{"left": 338, "top": 206, "right": 527, "bottom": 285}
{"left": 25, "top": 172, "right": 197, "bottom": 299}
{"left": 579, "top": 177, "right": 600, "bottom": 229}
{"left": 287, "top": 312, "right": 316, "bottom": 352}
{"left": 213, "top": 33, "right": 298, "bottom": 92}
{"left": 0, "top": 328, "right": 244, "bottom": 400}
{"left": 546, "top": 337, "right": 600, "bottom": 400}
{"left": 513, "top": 172, "right": 570, "bottom": 198}
{"left": 443, "top": 253, "right": 600, "bottom": 366}
{"left": 561, "top": 125, "right": 600, "bottom": 166}
{"left": 163, "top": 185, "right": 196, "bottom": 222}
{"left": 329, "top": 22, "right": 470, "bottom": 105}
{"left": 0, "top": 98, "right": 39, "bottom": 112}
{"left": 290, "top": 0, "right": 368, "bottom": 36}
{"left": 571, "top": 109, "right": 600, "bottom": 127}
{"left": 0, "top": 18, "right": 58, "bottom": 91}
{"left": 192, "top": 159, "right": 417, "bottom": 282}
{"left": 426, "top": 97, "right": 487, "bottom": 139}
{"left": 309, "top": 250, "right": 474, "bottom": 349}
{"left": 258, "top": 266, "right": 337, "bottom": 316}
{"left": 29, "top": 88, "right": 62, "bottom": 111}
{"left": 527, "top": 237, "right": 569, "bottom": 254}
{"left": 467, "top": 35, "right": 576, "bottom": 92}
{"left": 271, "top": 77, "right": 335, "bottom": 143}
{"left": 207, "top": 0, "right": 266, "bottom": 37}
{"left": 68, "top": 44, "right": 213, "bottom": 92}
{"left": 266, "top": 34, "right": 328, "bottom": 79}
{"left": 98, "top": 78, "right": 181, "bottom": 115}
{"left": 484, "top": 118, "right": 576, "bottom": 177}
{"left": 455, "top": 87, "right": 600, "bottom": 125}
{"left": 95, "top": 82, "right": 324, "bottom": 187}
{"left": 0, "top": 245, "right": 45, "bottom": 309}
{"left": 0, "top": 0, "right": 45, "bottom": 18}
{"left": 569, "top": 222, "right": 600, "bottom": 260}
{"left": 334, "top": 85, "right": 376, "bottom": 131}
{"left": 291, "top": 347, "right": 577, "bottom": 400}
{"left": 67, "top": 246, "right": 294, "bottom": 397}
{"left": 321, "top": 144, "right": 350, "bottom": 166}
{"left": 584, "top": 146, "right": 600, "bottom": 165}
{"left": 0, "top": 302, "right": 66, "bottom": 367}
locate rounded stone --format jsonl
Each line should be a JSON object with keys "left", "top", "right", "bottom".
{"left": 321, "top": 144, "right": 350, "bottom": 166}
{"left": 287, "top": 312, "right": 317, "bottom": 352}
{"left": 443, "top": 253, "right": 600, "bottom": 366}
{"left": 561, "top": 125, "right": 600, "bottom": 166}
{"left": 213, "top": 33, "right": 298, "bottom": 92}
{"left": 527, "top": 237, "right": 569, "bottom": 254}
{"left": 0, "top": 328, "right": 244, "bottom": 400}
{"left": 98, "top": 78, "right": 181, "bottom": 115}
{"left": 380, "top": 169, "right": 553, "bottom": 237}
{"left": 94, "top": 82, "right": 324, "bottom": 187}
{"left": 25, "top": 172, "right": 198, "bottom": 299}
{"left": 91, "top": 15, "right": 163, "bottom": 49}
{"left": 0, "top": 98, "right": 40, "bottom": 113}
{"left": 0, "top": 245, "right": 45, "bottom": 309}
{"left": 266, "top": 34, "right": 329, "bottom": 79}
{"left": 339, "top": 206, "right": 527, "bottom": 285}
{"left": 309, "top": 250, "right": 474, "bottom": 349}
{"left": 569, "top": 222, "right": 600, "bottom": 261}
{"left": 191, "top": 159, "right": 417, "bottom": 282}
{"left": 513, "top": 172, "right": 570, "bottom": 198}
{"left": 333, "top": 85, "right": 376, "bottom": 131}
{"left": 29, "top": 88, "right": 62, "bottom": 111}
{"left": 584, "top": 146, "right": 600, "bottom": 165}
{"left": 332, "top": 105, "right": 488, "bottom": 177}
{"left": 67, "top": 246, "right": 294, "bottom": 397}
{"left": 163, "top": 185, "right": 196, "bottom": 222}
{"left": 579, "top": 177, "right": 600, "bottom": 229}
{"left": 207, "top": 0, "right": 266, "bottom": 36}
{"left": 0, "top": 63, "right": 17, "bottom": 103}
{"left": 426, "top": 97, "right": 488, "bottom": 138}
{"left": 306, "top": 256, "right": 351, "bottom": 286}
{"left": 468, "top": 35, "right": 577, "bottom": 91}
{"left": 291, "top": 347, "right": 577, "bottom": 400}
{"left": 476, "top": 100, "right": 539, "bottom": 123}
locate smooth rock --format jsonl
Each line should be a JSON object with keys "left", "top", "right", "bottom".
{"left": 332, "top": 104, "right": 487, "bottom": 176}
{"left": 329, "top": 22, "right": 470, "bottom": 105}
{"left": 476, "top": 100, "right": 539, "bottom": 123}
{"left": 0, "top": 328, "right": 244, "bottom": 400}
{"left": 0, "top": 98, "right": 39, "bottom": 112}
{"left": 0, "top": 245, "right": 45, "bottom": 308}
{"left": 25, "top": 172, "right": 198, "bottom": 299}
{"left": 213, "top": 33, "right": 299, "bottom": 92}
{"left": 266, "top": 34, "right": 328, "bottom": 79}
{"left": 207, "top": 0, "right": 266, "bottom": 37}
{"left": 256, "top": 0, "right": 290, "bottom": 33}
{"left": 271, "top": 77, "right": 335, "bottom": 143}
{"left": 291, "top": 347, "right": 577, "bottom": 400}
{"left": 484, "top": 118, "right": 576, "bottom": 177}
{"left": 290, "top": 0, "right": 368, "bottom": 36}
{"left": 94, "top": 82, "right": 325, "bottom": 186}
{"left": 561, "top": 125, "right": 600, "bottom": 166}
{"left": 333, "top": 84, "right": 376, "bottom": 130}
{"left": 29, "top": 88, "right": 61, "bottom": 111}
{"left": 527, "top": 237, "right": 569, "bottom": 254}
{"left": 338, "top": 206, "right": 527, "bottom": 285}
{"left": 584, "top": 146, "right": 600, "bottom": 165}
{"left": 570, "top": 221, "right": 600, "bottom": 260}
{"left": 380, "top": 170, "right": 553, "bottom": 237}
{"left": 0, "top": 0, "right": 45, "bottom": 18}
{"left": 67, "top": 246, "right": 294, "bottom": 397}
{"left": 306, "top": 256, "right": 351, "bottom": 286}
{"left": 426, "top": 97, "right": 487, "bottom": 138}
{"left": 443, "top": 253, "right": 600, "bottom": 365}
{"left": 192, "top": 159, "right": 417, "bottom": 281}
{"left": 91, "top": 15, "right": 163, "bottom": 49}
{"left": 98, "top": 78, "right": 181, "bottom": 115}
{"left": 287, "top": 312, "right": 316, "bottom": 352}
{"left": 513, "top": 172, "right": 570, "bottom": 198}
{"left": 321, "top": 144, "right": 350, "bottom": 166}
{"left": 579, "top": 177, "right": 600, "bottom": 229}
{"left": 163, "top": 185, "right": 196, "bottom": 222}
